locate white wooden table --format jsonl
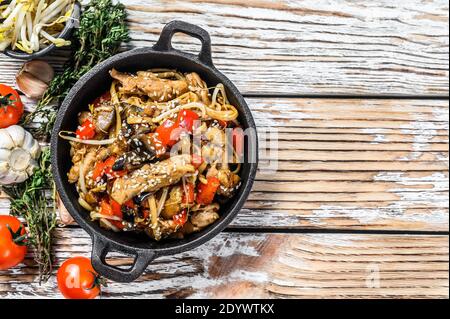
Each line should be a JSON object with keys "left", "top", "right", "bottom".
{"left": 0, "top": 0, "right": 448, "bottom": 298}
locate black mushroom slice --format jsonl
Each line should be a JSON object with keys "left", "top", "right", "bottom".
{"left": 94, "top": 104, "right": 115, "bottom": 133}
{"left": 112, "top": 134, "right": 158, "bottom": 171}
{"left": 121, "top": 205, "right": 136, "bottom": 223}
{"left": 133, "top": 192, "right": 152, "bottom": 206}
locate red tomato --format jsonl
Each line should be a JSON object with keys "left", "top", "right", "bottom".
{"left": 0, "top": 216, "right": 27, "bottom": 270}
{"left": 0, "top": 84, "right": 24, "bottom": 129}
{"left": 182, "top": 183, "right": 196, "bottom": 204}
{"left": 75, "top": 119, "right": 96, "bottom": 140}
{"left": 173, "top": 210, "right": 188, "bottom": 226}
{"left": 57, "top": 257, "right": 103, "bottom": 299}
{"left": 197, "top": 177, "right": 221, "bottom": 205}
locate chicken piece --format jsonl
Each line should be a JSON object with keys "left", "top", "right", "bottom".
{"left": 161, "top": 186, "right": 182, "bottom": 219}
{"left": 110, "top": 69, "right": 189, "bottom": 102}
{"left": 190, "top": 209, "right": 219, "bottom": 229}
{"left": 111, "top": 155, "right": 195, "bottom": 204}
{"left": 68, "top": 148, "right": 97, "bottom": 184}
{"left": 217, "top": 169, "right": 241, "bottom": 198}
{"left": 145, "top": 219, "right": 179, "bottom": 240}
{"left": 186, "top": 72, "right": 211, "bottom": 104}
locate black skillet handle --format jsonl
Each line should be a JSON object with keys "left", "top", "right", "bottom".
{"left": 91, "top": 234, "right": 156, "bottom": 282}
{"left": 153, "top": 20, "right": 214, "bottom": 67}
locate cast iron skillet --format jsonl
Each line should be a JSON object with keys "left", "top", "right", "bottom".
{"left": 51, "top": 21, "right": 258, "bottom": 282}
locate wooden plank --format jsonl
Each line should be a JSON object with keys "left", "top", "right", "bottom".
{"left": 0, "top": 0, "right": 448, "bottom": 95}
{"left": 0, "top": 229, "right": 447, "bottom": 299}
{"left": 0, "top": 98, "right": 448, "bottom": 231}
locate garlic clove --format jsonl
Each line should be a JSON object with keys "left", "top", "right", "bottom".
{"left": 16, "top": 71, "right": 49, "bottom": 99}
{"left": 16, "top": 60, "right": 54, "bottom": 99}
{"left": 22, "top": 60, "right": 54, "bottom": 84}
{"left": 5, "top": 125, "right": 25, "bottom": 148}
{"left": 57, "top": 194, "right": 75, "bottom": 225}
{"left": 0, "top": 129, "right": 15, "bottom": 149}
{"left": 0, "top": 162, "right": 8, "bottom": 178}
{"left": 21, "top": 131, "right": 35, "bottom": 149}
{"left": 0, "top": 149, "right": 10, "bottom": 161}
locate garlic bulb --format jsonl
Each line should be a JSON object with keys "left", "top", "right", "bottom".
{"left": 0, "top": 125, "right": 41, "bottom": 185}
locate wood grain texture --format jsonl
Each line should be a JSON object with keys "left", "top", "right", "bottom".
{"left": 0, "top": 0, "right": 448, "bottom": 95}
{"left": 0, "top": 229, "right": 447, "bottom": 299}
{"left": 1, "top": 98, "right": 447, "bottom": 231}
{"left": 0, "top": 0, "right": 448, "bottom": 300}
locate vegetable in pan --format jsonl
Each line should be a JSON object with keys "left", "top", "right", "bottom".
{"left": 61, "top": 69, "right": 244, "bottom": 241}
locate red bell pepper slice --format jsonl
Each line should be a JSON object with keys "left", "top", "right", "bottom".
{"left": 75, "top": 119, "right": 96, "bottom": 140}
{"left": 100, "top": 197, "right": 124, "bottom": 230}
{"left": 92, "top": 156, "right": 127, "bottom": 181}
{"left": 173, "top": 210, "right": 188, "bottom": 226}
{"left": 155, "top": 110, "right": 199, "bottom": 147}
{"left": 197, "top": 177, "right": 220, "bottom": 205}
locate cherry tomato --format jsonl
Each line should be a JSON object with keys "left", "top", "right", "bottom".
{"left": 0, "top": 84, "right": 24, "bottom": 129}
{"left": 57, "top": 256, "right": 103, "bottom": 299}
{"left": 197, "top": 177, "right": 221, "bottom": 205}
{"left": 75, "top": 119, "right": 96, "bottom": 140}
{"left": 0, "top": 216, "right": 27, "bottom": 270}
{"left": 182, "top": 183, "right": 196, "bottom": 204}
{"left": 173, "top": 210, "right": 188, "bottom": 226}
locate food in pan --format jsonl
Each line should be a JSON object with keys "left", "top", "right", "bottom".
{"left": 0, "top": 0, "right": 74, "bottom": 53}
{"left": 60, "top": 69, "right": 244, "bottom": 241}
